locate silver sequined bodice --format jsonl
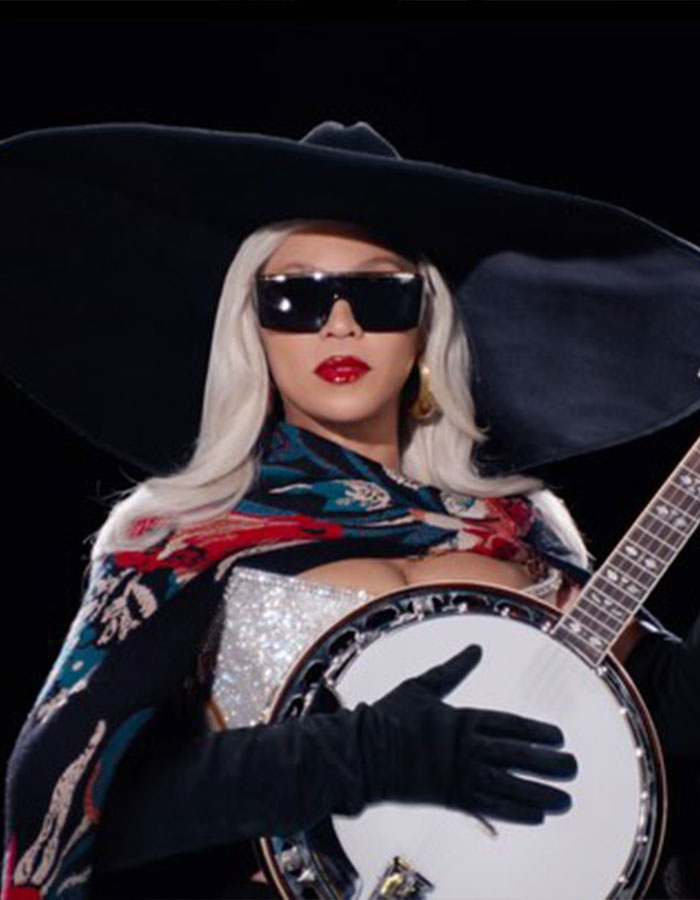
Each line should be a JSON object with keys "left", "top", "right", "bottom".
{"left": 203, "top": 563, "right": 563, "bottom": 730}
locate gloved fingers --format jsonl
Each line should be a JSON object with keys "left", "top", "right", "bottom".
{"left": 474, "top": 709, "right": 564, "bottom": 746}
{"left": 475, "top": 766, "right": 572, "bottom": 814}
{"left": 474, "top": 737, "right": 577, "bottom": 778}
{"left": 468, "top": 790, "right": 544, "bottom": 825}
{"left": 410, "top": 644, "right": 482, "bottom": 698}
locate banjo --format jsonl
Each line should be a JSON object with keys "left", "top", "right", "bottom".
{"left": 201, "top": 433, "right": 700, "bottom": 899}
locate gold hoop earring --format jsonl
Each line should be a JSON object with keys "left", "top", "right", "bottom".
{"left": 409, "top": 356, "right": 440, "bottom": 420}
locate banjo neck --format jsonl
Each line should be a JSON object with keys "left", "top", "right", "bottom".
{"left": 551, "top": 432, "right": 700, "bottom": 666}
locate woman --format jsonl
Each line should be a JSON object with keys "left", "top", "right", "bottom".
{"left": 2, "top": 120, "right": 699, "bottom": 900}
{"left": 94, "top": 218, "right": 592, "bottom": 896}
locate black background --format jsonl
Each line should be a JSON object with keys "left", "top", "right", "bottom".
{"left": 2, "top": 1, "right": 700, "bottom": 859}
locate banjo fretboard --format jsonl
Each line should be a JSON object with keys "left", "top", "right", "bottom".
{"left": 552, "top": 437, "right": 700, "bottom": 666}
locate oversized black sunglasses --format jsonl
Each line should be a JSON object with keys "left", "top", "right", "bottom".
{"left": 254, "top": 271, "right": 424, "bottom": 333}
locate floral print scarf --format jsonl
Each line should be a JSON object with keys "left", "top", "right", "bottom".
{"left": 2, "top": 420, "right": 590, "bottom": 899}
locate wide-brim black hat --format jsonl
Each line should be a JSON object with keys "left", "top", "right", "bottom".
{"left": 1, "top": 118, "right": 699, "bottom": 475}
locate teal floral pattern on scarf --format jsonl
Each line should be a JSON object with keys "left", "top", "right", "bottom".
{"left": 2, "top": 420, "right": 590, "bottom": 899}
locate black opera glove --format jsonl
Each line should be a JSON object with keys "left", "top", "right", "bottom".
{"left": 359, "top": 643, "right": 577, "bottom": 824}
{"left": 94, "top": 645, "right": 576, "bottom": 875}
{"left": 625, "top": 610, "right": 700, "bottom": 759}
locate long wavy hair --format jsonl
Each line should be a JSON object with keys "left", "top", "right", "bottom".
{"left": 88, "top": 218, "right": 592, "bottom": 571}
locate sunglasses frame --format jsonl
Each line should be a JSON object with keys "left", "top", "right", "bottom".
{"left": 254, "top": 270, "right": 425, "bottom": 333}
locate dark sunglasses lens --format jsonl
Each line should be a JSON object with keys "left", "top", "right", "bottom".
{"left": 256, "top": 275, "right": 423, "bottom": 332}
{"left": 257, "top": 277, "right": 329, "bottom": 332}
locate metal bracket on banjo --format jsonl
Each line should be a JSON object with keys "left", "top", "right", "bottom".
{"left": 368, "top": 856, "right": 434, "bottom": 899}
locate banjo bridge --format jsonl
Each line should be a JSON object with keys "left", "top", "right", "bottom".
{"left": 370, "top": 855, "right": 434, "bottom": 899}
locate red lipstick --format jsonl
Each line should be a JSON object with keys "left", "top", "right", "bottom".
{"left": 314, "top": 355, "right": 370, "bottom": 384}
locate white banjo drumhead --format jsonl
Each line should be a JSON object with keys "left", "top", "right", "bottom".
{"left": 330, "top": 613, "right": 652, "bottom": 900}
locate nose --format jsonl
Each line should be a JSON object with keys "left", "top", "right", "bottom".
{"left": 318, "top": 298, "right": 363, "bottom": 336}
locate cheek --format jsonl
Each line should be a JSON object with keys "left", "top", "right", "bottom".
{"left": 380, "top": 338, "right": 420, "bottom": 377}
{"left": 262, "top": 336, "right": 313, "bottom": 383}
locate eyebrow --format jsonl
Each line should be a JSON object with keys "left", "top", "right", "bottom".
{"left": 280, "top": 255, "right": 409, "bottom": 272}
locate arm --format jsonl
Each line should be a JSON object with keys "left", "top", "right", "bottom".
{"left": 92, "top": 700, "right": 369, "bottom": 874}
{"left": 93, "top": 646, "right": 578, "bottom": 875}
{"left": 623, "top": 606, "right": 700, "bottom": 760}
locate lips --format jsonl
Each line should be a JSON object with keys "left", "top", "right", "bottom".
{"left": 314, "top": 355, "right": 370, "bottom": 382}
{"left": 315, "top": 355, "right": 370, "bottom": 373}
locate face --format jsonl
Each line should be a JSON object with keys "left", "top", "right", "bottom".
{"left": 257, "top": 225, "right": 424, "bottom": 436}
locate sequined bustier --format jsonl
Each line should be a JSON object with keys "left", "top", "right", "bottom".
{"left": 198, "top": 563, "right": 563, "bottom": 730}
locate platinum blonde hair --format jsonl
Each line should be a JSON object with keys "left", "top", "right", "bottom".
{"left": 88, "top": 218, "right": 592, "bottom": 571}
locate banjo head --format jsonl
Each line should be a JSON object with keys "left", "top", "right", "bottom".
{"left": 219, "top": 580, "right": 666, "bottom": 899}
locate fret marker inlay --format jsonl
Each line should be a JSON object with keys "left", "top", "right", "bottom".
{"left": 552, "top": 432, "right": 700, "bottom": 666}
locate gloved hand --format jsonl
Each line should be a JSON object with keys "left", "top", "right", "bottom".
{"left": 357, "top": 643, "right": 576, "bottom": 823}
{"left": 93, "top": 643, "right": 576, "bottom": 876}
